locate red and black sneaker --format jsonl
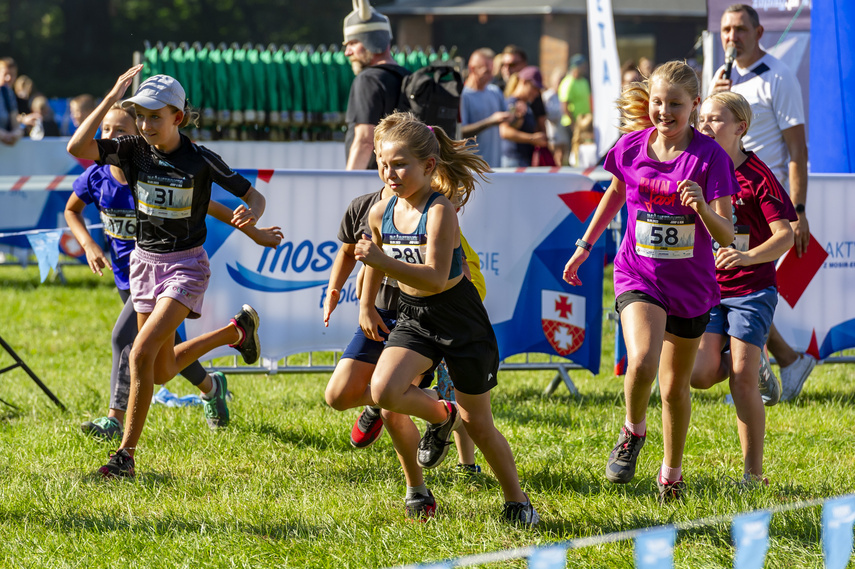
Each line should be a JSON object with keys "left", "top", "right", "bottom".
{"left": 350, "top": 406, "right": 384, "bottom": 448}
{"left": 405, "top": 490, "right": 437, "bottom": 521}
{"left": 99, "top": 448, "right": 135, "bottom": 479}
{"left": 229, "top": 304, "right": 260, "bottom": 365}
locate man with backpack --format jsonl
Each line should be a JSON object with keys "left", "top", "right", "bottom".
{"left": 342, "top": 2, "right": 409, "bottom": 170}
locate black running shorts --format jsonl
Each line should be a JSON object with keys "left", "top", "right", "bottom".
{"left": 386, "top": 278, "right": 499, "bottom": 395}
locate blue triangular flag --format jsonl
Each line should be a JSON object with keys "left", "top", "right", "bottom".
{"left": 635, "top": 526, "right": 676, "bottom": 569}
{"left": 823, "top": 495, "right": 855, "bottom": 569}
{"left": 529, "top": 544, "right": 568, "bottom": 569}
{"left": 26, "top": 230, "right": 61, "bottom": 283}
{"left": 733, "top": 510, "right": 772, "bottom": 569}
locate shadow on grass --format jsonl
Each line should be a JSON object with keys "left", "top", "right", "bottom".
{"left": 243, "top": 419, "right": 348, "bottom": 452}
{"left": 1, "top": 506, "right": 323, "bottom": 541}
{"left": 80, "top": 469, "right": 178, "bottom": 486}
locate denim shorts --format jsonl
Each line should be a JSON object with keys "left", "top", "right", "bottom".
{"left": 129, "top": 246, "right": 211, "bottom": 319}
{"left": 706, "top": 286, "right": 778, "bottom": 349}
{"left": 341, "top": 307, "right": 398, "bottom": 364}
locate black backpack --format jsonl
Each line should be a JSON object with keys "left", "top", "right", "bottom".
{"left": 380, "top": 61, "right": 463, "bottom": 137}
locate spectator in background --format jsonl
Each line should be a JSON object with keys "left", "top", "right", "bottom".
{"left": 638, "top": 56, "right": 655, "bottom": 78}
{"left": 342, "top": 1, "right": 408, "bottom": 170}
{"left": 621, "top": 60, "right": 642, "bottom": 90}
{"left": 22, "top": 95, "right": 60, "bottom": 139}
{"left": 495, "top": 45, "right": 526, "bottom": 92}
{"left": 0, "top": 57, "right": 22, "bottom": 146}
{"left": 542, "top": 67, "right": 569, "bottom": 166}
{"left": 68, "top": 94, "right": 96, "bottom": 135}
{"left": 496, "top": 45, "right": 548, "bottom": 139}
{"left": 500, "top": 66, "right": 548, "bottom": 168}
{"left": 460, "top": 47, "right": 511, "bottom": 169}
{"left": 558, "top": 54, "right": 592, "bottom": 164}
{"left": 14, "top": 74, "right": 34, "bottom": 115}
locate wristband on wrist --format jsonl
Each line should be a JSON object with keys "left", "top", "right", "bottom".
{"left": 795, "top": 203, "right": 805, "bottom": 214}
{"left": 575, "top": 238, "right": 593, "bottom": 252}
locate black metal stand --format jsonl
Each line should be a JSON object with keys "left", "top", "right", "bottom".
{"left": 0, "top": 334, "right": 65, "bottom": 411}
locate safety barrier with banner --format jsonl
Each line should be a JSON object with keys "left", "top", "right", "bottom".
{"left": 184, "top": 169, "right": 605, "bottom": 374}
{"left": 1, "top": 170, "right": 852, "bottom": 372}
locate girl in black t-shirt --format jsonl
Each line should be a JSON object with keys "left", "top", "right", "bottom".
{"left": 67, "top": 65, "right": 267, "bottom": 479}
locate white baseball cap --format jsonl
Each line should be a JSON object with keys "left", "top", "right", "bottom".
{"left": 122, "top": 75, "right": 186, "bottom": 110}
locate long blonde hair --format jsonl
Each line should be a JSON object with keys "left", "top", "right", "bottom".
{"left": 374, "top": 111, "right": 490, "bottom": 208}
{"left": 616, "top": 60, "right": 701, "bottom": 133}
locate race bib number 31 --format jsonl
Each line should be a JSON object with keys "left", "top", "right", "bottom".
{"left": 137, "top": 180, "right": 193, "bottom": 219}
{"left": 635, "top": 211, "right": 696, "bottom": 259}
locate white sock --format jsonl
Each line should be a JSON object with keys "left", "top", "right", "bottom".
{"left": 201, "top": 375, "right": 217, "bottom": 400}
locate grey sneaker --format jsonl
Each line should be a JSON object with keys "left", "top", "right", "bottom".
{"left": 81, "top": 416, "right": 123, "bottom": 440}
{"left": 502, "top": 494, "right": 540, "bottom": 526}
{"left": 417, "top": 401, "right": 461, "bottom": 469}
{"left": 657, "top": 475, "right": 686, "bottom": 504}
{"left": 229, "top": 304, "right": 260, "bottom": 364}
{"left": 780, "top": 354, "right": 817, "bottom": 402}
{"left": 758, "top": 349, "right": 781, "bottom": 406}
{"left": 203, "top": 372, "right": 230, "bottom": 429}
{"left": 606, "top": 426, "right": 646, "bottom": 484}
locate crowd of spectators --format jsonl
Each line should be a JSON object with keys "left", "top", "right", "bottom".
{"left": 0, "top": 56, "right": 95, "bottom": 145}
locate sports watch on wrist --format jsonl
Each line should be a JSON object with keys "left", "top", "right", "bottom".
{"left": 575, "top": 238, "right": 593, "bottom": 252}
{"left": 795, "top": 203, "right": 806, "bottom": 214}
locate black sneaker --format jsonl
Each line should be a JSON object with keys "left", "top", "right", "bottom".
{"left": 502, "top": 494, "right": 540, "bottom": 526}
{"left": 98, "top": 449, "right": 135, "bottom": 479}
{"left": 606, "top": 426, "right": 646, "bottom": 483}
{"left": 229, "top": 304, "right": 260, "bottom": 364}
{"left": 350, "top": 406, "right": 384, "bottom": 448}
{"left": 657, "top": 475, "right": 686, "bottom": 504}
{"left": 203, "top": 372, "right": 230, "bottom": 429}
{"left": 417, "top": 401, "right": 462, "bottom": 469}
{"left": 405, "top": 490, "right": 437, "bottom": 520}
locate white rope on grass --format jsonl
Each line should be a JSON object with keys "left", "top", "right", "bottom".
{"left": 384, "top": 493, "right": 853, "bottom": 568}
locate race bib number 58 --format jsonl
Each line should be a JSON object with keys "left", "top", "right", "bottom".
{"left": 635, "top": 211, "right": 696, "bottom": 259}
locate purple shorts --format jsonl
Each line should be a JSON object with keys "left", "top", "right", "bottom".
{"left": 129, "top": 246, "right": 211, "bottom": 319}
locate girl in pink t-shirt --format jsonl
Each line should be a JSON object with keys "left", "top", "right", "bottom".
{"left": 563, "top": 61, "right": 737, "bottom": 502}
{"left": 691, "top": 92, "right": 796, "bottom": 486}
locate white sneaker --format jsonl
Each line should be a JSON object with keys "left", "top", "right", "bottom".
{"left": 779, "top": 354, "right": 817, "bottom": 402}
{"left": 758, "top": 349, "right": 781, "bottom": 406}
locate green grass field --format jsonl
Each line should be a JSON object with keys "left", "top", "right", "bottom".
{"left": 0, "top": 264, "right": 853, "bottom": 568}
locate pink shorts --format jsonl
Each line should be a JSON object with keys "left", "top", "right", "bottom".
{"left": 129, "top": 246, "right": 211, "bottom": 319}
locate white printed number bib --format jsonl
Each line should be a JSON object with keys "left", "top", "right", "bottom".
{"left": 100, "top": 208, "right": 136, "bottom": 240}
{"left": 635, "top": 211, "right": 696, "bottom": 259}
{"left": 382, "top": 234, "right": 427, "bottom": 266}
{"left": 713, "top": 225, "right": 749, "bottom": 254}
{"left": 137, "top": 179, "right": 193, "bottom": 219}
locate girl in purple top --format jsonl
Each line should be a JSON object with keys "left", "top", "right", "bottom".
{"left": 563, "top": 61, "right": 737, "bottom": 502}
{"left": 691, "top": 92, "right": 796, "bottom": 486}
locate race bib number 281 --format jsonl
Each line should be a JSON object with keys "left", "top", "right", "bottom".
{"left": 635, "top": 211, "right": 696, "bottom": 259}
